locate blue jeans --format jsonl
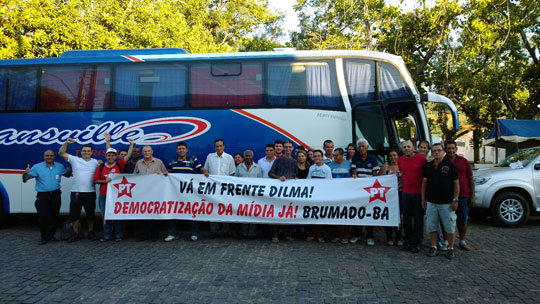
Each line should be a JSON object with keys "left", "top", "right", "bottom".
{"left": 168, "top": 220, "right": 200, "bottom": 237}
{"left": 99, "top": 195, "right": 122, "bottom": 239}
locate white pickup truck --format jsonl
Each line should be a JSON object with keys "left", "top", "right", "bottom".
{"left": 473, "top": 147, "right": 540, "bottom": 227}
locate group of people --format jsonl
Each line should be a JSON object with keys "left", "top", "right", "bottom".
{"left": 22, "top": 134, "right": 474, "bottom": 259}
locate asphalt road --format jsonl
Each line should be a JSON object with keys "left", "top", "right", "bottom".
{"left": 1, "top": 215, "right": 539, "bottom": 303}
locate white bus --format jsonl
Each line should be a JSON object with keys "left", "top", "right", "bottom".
{"left": 0, "top": 49, "right": 458, "bottom": 215}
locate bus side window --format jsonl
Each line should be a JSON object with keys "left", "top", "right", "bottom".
{"left": 191, "top": 62, "right": 262, "bottom": 108}
{"left": 0, "top": 70, "right": 6, "bottom": 111}
{"left": 7, "top": 68, "right": 37, "bottom": 111}
{"left": 114, "top": 64, "right": 186, "bottom": 110}
{"left": 41, "top": 66, "right": 111, "bottom": 111}
{"left": 344, "top": 59, "right": 376, "bottom": 105}
{"left": 379, "top": 62, "right": 410, "bottom": 100}
{"left": 267, "top": 61, "right": 341, "bottom": 109}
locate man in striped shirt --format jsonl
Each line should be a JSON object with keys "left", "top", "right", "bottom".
{"left": 350, "top": 139, "right": 380, "bottom": 245}
{"left": 165, "top": 141, "right": 208, "bottom": 242}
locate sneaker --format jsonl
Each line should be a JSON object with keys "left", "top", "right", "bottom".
{"left": 67, "top": 233, "right": 80, "bottom": 243}
{"left": 100, "top": 237, "right": 110, "bottom": 242}
{"left": 396, "top": 240, "right": 404, "bottom": 246}
{"left": 349, "top": 236, "right": 359, "bottom": 244}
{"left": 87, "top": 230, "right": 97, "bottom": 241}
{"left": 387, "top": 239, "right": 394, "bottom": 246}
{"left": 285, "top": 236, "right": 295, "bottom": 241}
{"left": 367, "top": 238, "right": 375, "bottom": 246}
{"left": 190, "top": 235, "right": 198, "bottom": 241}
{"left": 428, "top": 246, "right": 438, "bottom": 257}
{"left": 459, "top": 241, "right": 472, "bottom": 251}
{"left": 437, "top": 242, "right": 448, "bottom": 251}
{"left": 164, "top": 235, "right": 179, "bottom": 242}
{"left": 341, "top": 238, "right": 349, "bottom": 244}
{"left": 446, "top": 248, "right": 455, "bottom": 259}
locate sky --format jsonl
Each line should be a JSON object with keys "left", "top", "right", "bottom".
{"left": 267, "top": 0, "right": 421, "bottom": 44}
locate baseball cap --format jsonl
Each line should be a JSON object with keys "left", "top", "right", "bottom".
{"left": 106, "top": 148, "right": 118, "bottom": 154}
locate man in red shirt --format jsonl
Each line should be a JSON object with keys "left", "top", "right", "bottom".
{"left": 398, "top": 140, "right": 427, "bottom": 253}
{"left": 444, "top": 139, "right": 475, "bottom": 251}
{"left": 94, "top": 139, "right": 134, "bottom": 241}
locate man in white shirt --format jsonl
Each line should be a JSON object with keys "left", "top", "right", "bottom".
{"left": 203, "top": 139, "right": 235, "bottom": 238}
{"left": 59, "top": 138, "right": 100, "bottom": 242}
{"left": 257, "top": 144, "right": 276, "bottom": 178}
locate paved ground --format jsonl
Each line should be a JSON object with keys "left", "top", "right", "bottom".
{"left": 1, "top": 215, "right": 539, "bottom": 304}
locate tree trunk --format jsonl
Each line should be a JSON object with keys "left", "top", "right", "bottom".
{"left": 472, "top": 128, "right": 482, "bottom": 163}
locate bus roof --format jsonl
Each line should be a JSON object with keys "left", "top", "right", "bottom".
{"left": 0, "top": 49, "right": 404, "bottom": 66}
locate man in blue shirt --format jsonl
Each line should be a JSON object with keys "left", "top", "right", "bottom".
{"left": 23, "top": 150, "right": 71, "bottom": 245}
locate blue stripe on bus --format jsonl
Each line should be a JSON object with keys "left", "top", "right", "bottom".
{"left": 0, "top": 110, "right": 289, "bottom": 170}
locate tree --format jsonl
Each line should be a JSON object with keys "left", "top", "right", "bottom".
{"left": 0, "top": 0, "right": 283, "bottom": 59}
{"left": 291, "top": 0, "right": 539, "bottom": 161}
{"left": 431, "top": 0, "right": 540, "bottom": 161}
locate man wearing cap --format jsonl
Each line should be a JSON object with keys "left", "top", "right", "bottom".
{"left": 93, "top": 139, "right": 134, "bottom": 242}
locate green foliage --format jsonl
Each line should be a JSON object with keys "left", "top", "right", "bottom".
{"left": 0, "top": 0, "right": 283, "bottom": 58}
{"left": 291, "top": 0, "right": 539, "bottom": 144}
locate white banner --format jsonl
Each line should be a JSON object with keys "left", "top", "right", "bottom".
{"left": 105, "top": 174, "right": 400, "bottom": 226}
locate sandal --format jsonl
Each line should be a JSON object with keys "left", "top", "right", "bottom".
{"left": 317, "top": 237, "right": 325, "bottom": 243}
{"left": 285, "top": 236, "right": 294, "bottom": 241}
{"left": 272, "top": 237, "right": 279, "bottom": 243}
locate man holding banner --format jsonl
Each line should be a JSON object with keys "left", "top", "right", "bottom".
{"left": 165, "top": 141, "right": 208, "bottom": 242}
{"left": 134, "top": 145, "right": 168, "bottom": 241}
{"left": 235, "top": 150, "right": 263, "bottom": 239}
{"left": 204, "top": 139, "right": 236, "bottom": 238}
{"left": 269, "top": 140, "right": 297, "bottom": 242}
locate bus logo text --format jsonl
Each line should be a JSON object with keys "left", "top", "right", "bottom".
{"left": 0, "top": 117, "right": 211, "bottom": 146}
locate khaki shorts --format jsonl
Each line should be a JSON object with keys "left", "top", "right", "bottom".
{"left": 426, "top": 202, "right": 456, "bottom": 234}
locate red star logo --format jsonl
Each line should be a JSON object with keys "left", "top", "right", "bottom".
{"left": 363, "top": 179, "right": 391, "bottom": 203}
{"left": 113, "top": 177, "right": 136, "bottom": 198}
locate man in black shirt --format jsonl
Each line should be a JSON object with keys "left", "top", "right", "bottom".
{"left": 421, "top": 143, "right": 459, "bottom": 259}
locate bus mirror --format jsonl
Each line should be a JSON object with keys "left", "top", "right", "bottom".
{"left": 421, "top": 93, "right": 459, "bottom": 131}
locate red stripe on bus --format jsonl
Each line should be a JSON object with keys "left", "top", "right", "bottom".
{"left": 122, "top": 55, "right": 144, "bottom": 62}
{"left": 232, "top": 109, "right": 311, "bottom": 150}
{"left": 0, "top": 170, "right": 25, "bottom": 174}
